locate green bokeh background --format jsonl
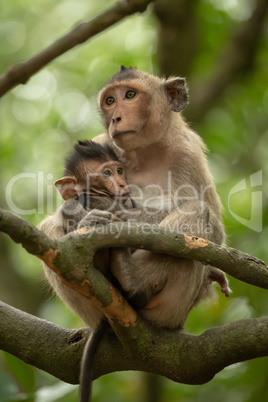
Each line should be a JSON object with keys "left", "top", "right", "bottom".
{"left": 0, "top": 1, "right": 267, "bottom": 401}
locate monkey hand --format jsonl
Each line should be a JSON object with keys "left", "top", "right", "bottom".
{"left": 115, "top": 208, "right": 168, "bottom": 224}
{"left": 114, "top": 210, "right": 132, "bottom": 221}
{"left": 114, "top": 208, "right": 143, "bottom": 222}
{"left": 78, "top": 209, "right": 121, "bottom": 228}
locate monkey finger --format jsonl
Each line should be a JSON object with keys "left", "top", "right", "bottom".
{"left": 79, "top": 212, "right": 120, "bottom": 228}
{"left": 114, "top": 210, "right": 130, "bottom": 221}
{"left": 88, "top": 209, "right": 121, "bottom": 222}
{"left": 87, "top": 209, "right": 113, "bottom": 219}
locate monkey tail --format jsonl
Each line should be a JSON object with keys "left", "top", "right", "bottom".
{"left": 79, "top": 319, "right": 109, "bottom": 402}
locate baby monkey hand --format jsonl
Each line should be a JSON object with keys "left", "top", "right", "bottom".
{"left": 78, "top": 209, "right": 121, "bottom": 228}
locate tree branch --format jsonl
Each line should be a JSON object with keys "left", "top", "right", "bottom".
{"left": 0, "top": 209, "right": 268, "bottom": 383}
{"left": 154, "top": 0, "right": 199, "bottom": 77}
{"left": 1, "top": 207, "right": 268, "bottom": 318}
{"left": 0, "top": 300, "right": 267, "bottom": 385}
{"left": 1, "top": 206, "right": 268, "bottom": 350}
{"left": 1, "top": 208, "right": 268, "bottom": 294}
{"left": 0, "top": 0, "right": 154, "bottom": 97}
{"left": 0, "top": 209, "right": 138, "bottom": 329}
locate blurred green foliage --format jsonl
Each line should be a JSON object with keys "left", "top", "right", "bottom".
{"left": 0, "top": 0, "right": 267, "bottom": 401}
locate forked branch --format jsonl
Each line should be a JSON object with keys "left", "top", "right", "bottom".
{"left": 0, "top": 207, "right": 268, "bottom": 328}
{"left": 0, "top": 208, "right": 268, "bottom": 383}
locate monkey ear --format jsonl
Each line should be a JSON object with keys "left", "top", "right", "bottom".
{"left": 55, "top": 176, "right": 79, "bottom": 200}
{"left": 165, "top": 78, "right": 188, "bottom": 112}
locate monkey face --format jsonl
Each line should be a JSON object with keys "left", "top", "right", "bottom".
{"left": 99, "top": 82, "right": 150, "bottom": 150}
{"left": 98, "top": 69, "right": 188, "bottom": 152}
{"left": 55, "top": 160, "right": 130, "bottom": 204}
{"left": 89, "top": 160, "right": 130, "bottom": 201}
{"left": 99, "top": 81, "right": 171, "bottom": 151}
{"left": 55, "top": 140, "right": 131, "bottom": 215}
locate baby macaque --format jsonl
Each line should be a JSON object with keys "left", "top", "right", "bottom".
{"left": 41, "top": 140, "right": 168, "bottom": 402}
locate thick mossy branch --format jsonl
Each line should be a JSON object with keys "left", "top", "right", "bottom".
{"left": 1, "top": 208, "right": 268, "bottom": 294}
{"left": 0, "top": 0, "right": 154, "bottom": 97}
{"left": 0, "top": 209, "right": 56, "bottom": 255}
{"left": 0, "top": 301, "right": 267, "bottom": 385}
{"left": 77, "top": 222, "right": 268, "bottom": 289}
{"left": 1, "top": 209, "right": 268, "bottom": 383}
{"left": 1, "top": 207, "right": 268, "bottom": 347}
{"left": 0, "top": 209, "right": 138, "bottom": 327}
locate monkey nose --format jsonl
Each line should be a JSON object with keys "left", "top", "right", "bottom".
{"left": 112, "top": 116, "right": 121, "bottom": 124}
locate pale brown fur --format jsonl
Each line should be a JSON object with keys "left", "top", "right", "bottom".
{"left": 39, "top": 211, "right": 106, "bottom": 329}
{"left": 40, "top": 67, "right": 229, "bottom": 332}
{"left": 39, "top": 140, "right": 168, "bottom": 330}
{"left": 94, "top": 66, "right": 229, "bottom": 329}
{"left": 39, "top": 143, "right": 131, "bottom": 329}
{"left": 40, "top": 140, "right": 172, "bottom": 402}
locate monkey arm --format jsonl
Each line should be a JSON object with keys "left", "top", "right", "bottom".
{"left": 79, "top": 209, "right": 120, "bottom": 228}
{"left": 158, "top": 200, "right": 225, "bottom": 245}
{"left": 114, "top": 207, "right": 169, "bottom": 224}
{"left": 39, "top": 199, "right": 89, "bottom": 238}
{"left": 59, "top": 199, "right": 88, "bottom": 233}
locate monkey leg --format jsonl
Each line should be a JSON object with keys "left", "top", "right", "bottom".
{"left": 160, "top": 200, "right": 230, "bottom": 293}
{"left": 112, "top": 202, "right": 226, "bottom": 329}
{"left": 111, "top": 248, "right": 167, "bottom": 310}
{"left": 209, "top": 266, "right": 231, "bottom": 297}
{"left": 127, "top": 250, "right": 211, "bottom": 329}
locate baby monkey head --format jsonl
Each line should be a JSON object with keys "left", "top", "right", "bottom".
{"left": 55, "top": 140, "right": 130, "bottom": 205}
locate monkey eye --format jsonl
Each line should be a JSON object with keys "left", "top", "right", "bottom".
{"left": 103, "top": 169, "right": 112, "bottom": 178}
{"left": 117, "top": 167, "right": 124, "bottom": 175}
{"left": 125, "top": 90, "right": 136, "bottom": 99}
{"left": 106, "top": 96, "right": 115, "bottom": 106}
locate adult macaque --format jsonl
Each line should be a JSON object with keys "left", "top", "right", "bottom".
{"left": 40, "top": 66, "right": 230, "bottom": 402}
{"left": 93, "top": 65, "right": 230, "bottom": 329}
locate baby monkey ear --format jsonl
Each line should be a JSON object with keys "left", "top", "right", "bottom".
{"left": 165, "top": 78, "right": 188, "bottom": 112}
{"left": 55, "top": 176, "right": 79, "bottom": 200}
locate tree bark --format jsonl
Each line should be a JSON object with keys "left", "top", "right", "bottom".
{"left": 1, "top": 208, "right": 268, "bottom": 322}
{"left": 0, "top": 300, "right": 267, "bottom": 385}
{"left": 0, "top": 208, "right": 268, "bottom": 383}
{"left": 154, "top": 0, "right": 199, "bottom": 77}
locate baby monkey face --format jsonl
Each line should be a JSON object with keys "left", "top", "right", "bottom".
{"left": 85, "top": 160, "right": 130, "bottom": 200}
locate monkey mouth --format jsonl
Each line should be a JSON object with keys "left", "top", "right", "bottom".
{"left": 112, "top": 130, "right": 136, "bottom": 138}
{"left": 114, "top": 192, "right": 130, "bottom": 201}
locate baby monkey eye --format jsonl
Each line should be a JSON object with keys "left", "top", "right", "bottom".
{"left": 125, "top": 90, "right": 136, "bottom": 99}
{"left": 103, "top": 170, "right": 112, "bottom": 178}
{"left": 106, "top": 96, "right": 115, "bottom": 106}
{"left": 117, "top": 167, "right": 124, "bottom": 175}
